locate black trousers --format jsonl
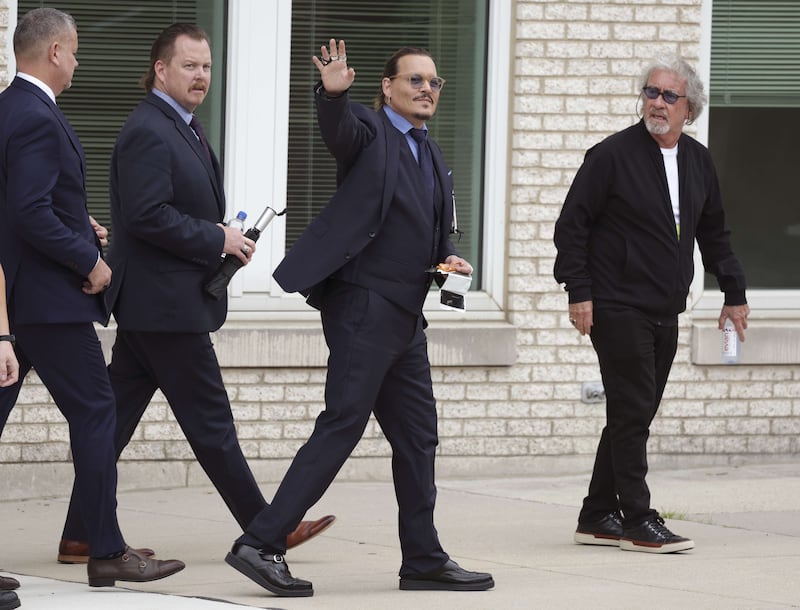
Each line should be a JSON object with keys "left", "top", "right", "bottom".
{"left": 62, "top": 329, "right": 267, "bottom": 541}
{"left": 0, "top": 323, "right": 125, "bottom": 556}
{"left": 237, "top": 280, "right": 449, "bottom": 576}
{"left": 579, "top": 307, "right": 678, "bottom": 526}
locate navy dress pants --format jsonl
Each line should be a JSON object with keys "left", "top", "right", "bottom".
{"left": 237, "top": 280, "right": 449, "bottom": 576}
{"left": 62, "top": 329, "right": 267, "bottom": 541}
{"left": 0, "top": 323, "right": 125, "bottom": 556}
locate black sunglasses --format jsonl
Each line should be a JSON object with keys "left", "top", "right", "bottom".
{"left": 642, "top": 86, "right": 687, "bottom": 105}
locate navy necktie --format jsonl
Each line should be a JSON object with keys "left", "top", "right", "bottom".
{"left": 190, "top": 115, "right": 212, "bottom": 164}
{"left": 409, "top": 128, "right": 435, "bottom": 199}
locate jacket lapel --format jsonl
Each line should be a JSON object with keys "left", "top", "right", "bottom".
{"left": 13, "top": 78, "right": 86, "bottom": 179}
{"left": 146, "top": 93, "right": 225, "bottom": 217}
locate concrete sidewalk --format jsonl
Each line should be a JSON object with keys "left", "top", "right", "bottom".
{"left": 2, "top": 462, "right": 800, "bottom": 609}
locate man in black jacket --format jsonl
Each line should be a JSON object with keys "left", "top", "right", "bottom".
{"left": 554, "top": 56, "right": 749, "bottom": 554}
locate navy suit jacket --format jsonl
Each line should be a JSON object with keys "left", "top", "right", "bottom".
{"left": 274, "top": 90, "right": 458, "bottom": 301}
{"left": 0, "top": 77, "right": 106, "bottom": 324}
{"left": 106, "top": 92, "right": 227, "bottom": 332}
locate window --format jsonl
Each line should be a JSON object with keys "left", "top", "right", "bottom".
{"left": 286, "top": 0, "right": 489, "bottom": 287}
{"left": 13, "top": 0, "right": 508, "bottom": 314}
{"left": 17, "top": 0, "right": 227, "bottom": 231}
{"left": 708, "top": 0, "right": 800, "bottom": 289}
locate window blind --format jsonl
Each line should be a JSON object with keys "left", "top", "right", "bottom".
{"left": 711, "top": 0, "right": 800, "bottom": 107}
{"left": 17, "top": 1, "right": 226, "bottom": 231}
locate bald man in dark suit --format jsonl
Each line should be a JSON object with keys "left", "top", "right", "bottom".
{"left": 0, "top": 8, "right": 184, "bottom": 597}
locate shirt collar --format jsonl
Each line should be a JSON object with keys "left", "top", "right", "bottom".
{"left": 17, "top": 72, "right": 56, "bottom": 104}
{"left": 382, "top": 105, "right": 427, "bottom": 135}
{"left": 152, "top": 88, "right": 194, "bottom": 125}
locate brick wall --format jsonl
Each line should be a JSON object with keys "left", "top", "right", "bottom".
{"left": 1, "top": 0, "right": 799, "bottom": 499}
{"left": 509, "top": 0, "right": 800, "bottom": 471}
{"left": 0, "top": 0, "right": 8, "bottom": 87}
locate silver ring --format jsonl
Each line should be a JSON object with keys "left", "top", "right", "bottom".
{"left": 337, "top": 54, "right": 347, "bottom": 62}
{"left": 242, "top": 245, "right": 250, "bottom": 254}
{"left": 329, "top": 55, "right": 338, "bottom": 61}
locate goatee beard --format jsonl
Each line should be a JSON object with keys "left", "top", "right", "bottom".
{"left": 645, "top": 117, "right": 669, "bottom": 135}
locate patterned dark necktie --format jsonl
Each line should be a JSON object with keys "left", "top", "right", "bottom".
{"left": 190, "top": 115, "right": 212, "bottom": 164}
{"left": 409, "top": 128, "right": 435, "bottom": 200}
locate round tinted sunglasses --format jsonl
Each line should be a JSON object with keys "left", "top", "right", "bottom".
{"left": 389, "top": 73, "right": 446, "bottom": 93}
{"left": 642, "top": 86, "right": 687, "bottom": 105}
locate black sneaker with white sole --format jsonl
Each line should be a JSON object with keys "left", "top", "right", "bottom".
{"left": 574, "top": 512, "right": 623, "bottom": 546}
{"left": 620, "top": 516, "right": 694, "bottom": 554}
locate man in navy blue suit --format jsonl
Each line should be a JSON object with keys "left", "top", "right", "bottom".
{"left": 224, "top": 39, "right": 495, "bottom": 597}
{"left": 0, "top": 8, "right": 185, "bottom": 594}
{"left": 58, "top": 23, "right": 334, "bottom": 564}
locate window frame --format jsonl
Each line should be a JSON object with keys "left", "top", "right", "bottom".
{"left": 688, "top": 0, "right": 800, "bottom": 366}
{"left": 693, "top": 0, "right": 800, "bottom": 320}
{"left": 222, "top": 0, "right": 511, "bottom": 322}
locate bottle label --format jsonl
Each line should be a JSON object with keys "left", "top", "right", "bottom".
{"left": 722, "top": 329, "right": 737, "bottom": 357}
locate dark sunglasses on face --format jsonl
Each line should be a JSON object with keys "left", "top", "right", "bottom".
{"left": 642, "top": 85, "right": 687, "bottom": 105}
{"left": 389, "top": 73, "right": 446, "bottom": 92}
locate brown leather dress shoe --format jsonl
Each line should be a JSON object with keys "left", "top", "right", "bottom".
{"left": 87, "top": 547, "right": 184, "bottom": 587}
{"left": 58, "top": 538, "right": 156, "bottom": 564}
{"left": 0, "top": 576, "right": 19, "bottom": 591}
{"left": 286, "top": 515, "right": 336, "bottom": 549}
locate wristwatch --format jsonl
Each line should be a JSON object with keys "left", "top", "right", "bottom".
{"left": 0, "top": 334, "right": 15, "bottom": 346}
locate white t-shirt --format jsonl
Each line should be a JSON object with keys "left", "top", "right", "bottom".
{"left": 661, "top": 145, "right": 680, "bottom": 236}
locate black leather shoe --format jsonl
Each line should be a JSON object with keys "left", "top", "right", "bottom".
{"left": 0, "top": 576, "right": 19, "bottom": 591}
{"left": 574, "top": 512, "right": 623, "bottom": 546}
{"left": 225, "top": 543, "right": 313, "bottom": 597}
{"left": 0, "top": 590, "right": 20, "bottom": 610}
{"left": 87, "top": 547, "right": 185, "bottom": 587}
{"left": 620, "top": 515, "right": 694, "bottom": 554}
{"left": 399, "top": 559, "right": 494, "bottom": 591}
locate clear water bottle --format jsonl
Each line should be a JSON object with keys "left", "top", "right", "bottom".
{"left": 227, "top": 210, "right": 247, "bottom": 231}
{"left": 721, "top": 318, "right": 740, "bottom": 364}
{"left": 205, "top": 205, "right": 284, "bottom": 300}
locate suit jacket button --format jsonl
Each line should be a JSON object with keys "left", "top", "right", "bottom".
{"left": 344, "top": 253, "right": 351, "bottom": 260}
{"left": 368, "top": 231, "right": 376, "bottom": 238}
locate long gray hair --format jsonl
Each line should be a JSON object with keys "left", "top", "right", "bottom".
{"left": 637, "top": 56, "right": 707, "bottom": 124}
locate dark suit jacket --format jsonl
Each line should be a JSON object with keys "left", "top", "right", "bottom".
{"left": 0, "top": 77, "right": 106, "bottom": 324}
{"left": 273, "top": 90, "right": 458, "bottom": 301}
{"left": 107, "top": 92, "right": 227, "bottom": 332}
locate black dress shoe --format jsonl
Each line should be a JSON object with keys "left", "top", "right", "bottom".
{"left": 225, "top": 543, "right": 313, "bottom": 597}
{"left": 0, "top": 590, "right": 20, "bottom": 610}
{"left": 0, "top": 576, "right": 19, "bottom": 591}
{"left": 87, "top": 547, "right": 185, "bottom": 587}
{"left": 399, "top": 559, "right": 494, "bottom": 591}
